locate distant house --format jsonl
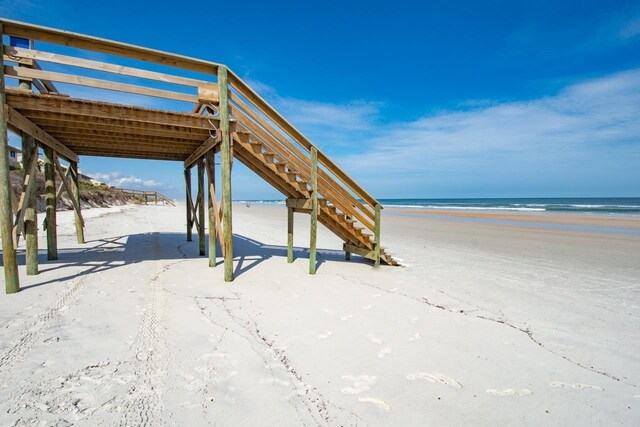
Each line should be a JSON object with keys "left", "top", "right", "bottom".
{"left": 7, "top": 145, "right": 22, "bottom": 170}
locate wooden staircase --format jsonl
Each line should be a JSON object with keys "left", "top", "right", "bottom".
{"left": 226, "top": 105, "right": 398, "bottom": 266}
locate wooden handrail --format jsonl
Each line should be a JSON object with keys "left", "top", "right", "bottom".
{"left": 0, "top": 18, "right": 221, "bottom": 75}
{"left": 227, "top": 70, "right": 381, "bottom": 210}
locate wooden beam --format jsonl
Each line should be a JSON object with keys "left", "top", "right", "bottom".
{"left": 12, "top": 147, "right": 39, "bottom": 249}
{"left": 5, "top": 65, "right": 201, "bottom": 103}
{"left": 374, "top": 204, "right": 381, "bottom": 267}
{"left": 5, "top": 90, "right": 221, "bottom": 131}
{"left": 309, "top": 147, "right": 318, "bottom": 275}
{"left": 43, "top": 146, "right": 57, "bottom": 260}
{"left": 219, "top": 66, "right": 233, "bottom": 282}
{"left": 22, "top": 133, "right": 38, "bottom": 275}
{"left": 53, "top": 156, "right": 84, "bottom": 227}
{"left": 69, "top": 160, "right": 84, "bottom": 244}
{"left": 286, "top": 198, "right": 312, "bottom": 210}
{"left": 4, "top": 46, "right": 219, "bottom": 90}
{"left": 287, "top": 207, "right": 294, "bottom": 263}
{"left": 5, "top": 105, "right": 78, "bottom": 162}
{"left": 0, "top": 26, "right": 20, "bottom": 293}
{"left": 343, "top": 243, "right": 377, "bottom": 261}
{"left": 197, "top": 158, "right": 205, "bottom": 256}
{"left": 184, "top": 136, "right": 219, "bottom": 168}
{"left": 205, "top": 150, "right": 216, "bottom": 266}
{"left": 0, "top": 18, "right": 221, "bottom": 75}
{"left": 185, "top": 167, "right": 192, "bottom": 241}
{"left": 33, "top": 120, "right": 209, "bottom": 140}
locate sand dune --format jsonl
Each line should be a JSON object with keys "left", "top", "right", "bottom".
{"left": 0, "top": 204, "right": 638, "bottom": 425}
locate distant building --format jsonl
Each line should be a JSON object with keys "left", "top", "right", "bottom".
{"left": 7, "top": 145, "right": 22, "bottom": 170}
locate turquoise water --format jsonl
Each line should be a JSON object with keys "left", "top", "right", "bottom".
{"left": 239, "top": 198, "right": 640, "bottom": 215}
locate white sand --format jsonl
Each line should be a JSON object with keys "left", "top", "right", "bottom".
{"left": 0, "top": 203, "right": 639, "bottom": 425}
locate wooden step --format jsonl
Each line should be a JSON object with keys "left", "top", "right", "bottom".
{"left": 275, "top": 163, "right": 287, "bottom": 173}
{"left": 248, "top": 141, "right": 263, "bottom": 154}
{"left": 285, "top": 171, "right": 298, "bottom": 181}
{"left": 235, "top": 130, "right": 251, "bottom": 144}
{"left": 262, "top": 151, "right": 275, "bottom": 162}
{"left": 296, "top": 181, "right": 309, "bottom": 191}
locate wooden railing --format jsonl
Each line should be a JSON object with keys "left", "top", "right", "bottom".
{"left": 119, "top": 189, "right": 175, "bottom": 206}
{"left": 0, "top": 17, "right": 381, "bottom": 245}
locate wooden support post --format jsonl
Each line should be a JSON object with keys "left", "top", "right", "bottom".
{"left": 287, "top": 207, "right": 294, "bottom": 263}
{"left": 309, "top": 147, "right": 318, "bottom": 274}
{"left": 197, "top": 158, "right": 205, "bottom": 256}
{"left": 374, "top": 203, "right": 381, "bottom": 267}
{"left": 185, "top": 167, "right": 192, "bottom": 241}
{"left": 43, "top": 146, "right": 57, "bottom": 260}
{"left": 219, "top": 66, "right": 233, "bottom": 282}
{"left": 22, "top": 134, "right": 38, "bottom": 275}
{"left": 0, "top": 22, "right": 20, "bottom": 293}
{"left": 345, "top": 251, "right": 350, "bottom": 261}
{"left": 155, "top": 193, "right": 158, "bottom": 205}
{"left": 205, "top": 150, "right": 216, "bottom": 267}
{"left": 69, "top": 160, "right": 84, "bottom": 244}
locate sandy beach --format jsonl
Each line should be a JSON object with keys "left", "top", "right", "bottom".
{"left": 1, "top": 203, "right": 639, "bottom": 426}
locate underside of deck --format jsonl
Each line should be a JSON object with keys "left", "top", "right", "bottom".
{"left": 5, "top": 89, "right": 223, "bottom": 161}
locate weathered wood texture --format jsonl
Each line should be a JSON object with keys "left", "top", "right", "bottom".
{"left": 69, "top": 161, "right": 84, "bottom": 244}
{"left": 0, "top": 22, "right": 20, "bottom": 293}
{"left": 22, "top": 133, "right": 38, "bottom": 275}
{"left": 185, "top": 167, "right": 192, "bottom": 241}
{"left": 374, "top": 204, "right": 381, "bottom": 266}
{"left": 219, "top": 66, "right": 234, "bottom": 282}
{"left": 43, "top": 146, "right": 57, "bottom": 260}
{"left": 197, "top": 159, "right": 205, "bottom": 256}
{"left": 309, "top": 147, "right": 318, "bottom": 274}
{"left": 287, "top": 207, "right": 294, "bottom": 263}
{"left": 205, "top": 150, "right": 216, "bottom": 266}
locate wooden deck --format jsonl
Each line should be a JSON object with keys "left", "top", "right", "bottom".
{"left": 0, "top": 18, "right": 396, "bottom": 294}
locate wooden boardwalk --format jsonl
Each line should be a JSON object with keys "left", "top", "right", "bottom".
{"left": 0, "top": 18, "right": 396, "bottom": 294}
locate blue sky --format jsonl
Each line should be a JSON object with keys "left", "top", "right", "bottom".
{"left": 1, "top": 0, "right": 639, "bottom": 199}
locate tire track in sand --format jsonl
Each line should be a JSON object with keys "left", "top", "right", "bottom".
{"left": 119, "top": 229, "right": 170, "bottom": 427}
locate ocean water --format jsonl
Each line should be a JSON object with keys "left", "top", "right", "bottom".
{"left": 239, "top": 198, "right": 640, "bottom": 215}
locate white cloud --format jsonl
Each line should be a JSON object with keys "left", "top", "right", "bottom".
{"left": 620, "top": 17, "right": 640, "bottom": 39}
{"left": 89, "top": 171, "right": 161, "bottom": 189}
{"left": 242, "top": 69, "right": 640, "bottom": 197}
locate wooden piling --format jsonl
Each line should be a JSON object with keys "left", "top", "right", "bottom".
{"left": 43, "top": 146, "right": 57, "bottom": 260}
{"left": 197, "top": 158, "right": 205, "bottom": 256}
{"left": 374, "top": 203, "right": 381, "bottom": 267}
{"left": 22, "top": 134, "right": 38, "bottom": 275}
{"left": 69, "top": 161, "right": 84, "bottom": 244}
{"left": 287, "top": 207, "right": 294, "bottom": 263}
{"left": 0, "top": 22, "right": 20, "bottom": 293}
{"left": 218, "top": 66, "right": 233, "bottom": 282}
{"left": 309, "top": 147, "right": 318, "bottom": 274}
{"left": 185, "top": 167, "right": 192, "bottom": 241}
{"left": 206, "top": 150, "right": 216, "bottom": 266}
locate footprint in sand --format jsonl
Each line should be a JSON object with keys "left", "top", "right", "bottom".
{"left": 411, "top": 316, "right": 420, "bottom": 324}
{"left": 341, "top": 374, "right": 377, "bottom": 396}
{"left": 362, "top": 305, "right": 373, "bottom": 310}
{"left": 408, "top": 333, "right": 421, "bottom": 342}
{"left": 407, "top": 372, "right": 463, "bottom": 390}
{"left": 340, "top": 314, "right": 354, "bottom": 321}
{"left": 358, "top": 396, "right": 390, "bottom": 412}
{"left": 377, "top": 347, "right": 393, "bottom": 358}
{"left": 372, "top": 294, "right": 381, "bottom": 298}
{"left": 486, "top": 388, "right": 532, "bottom": 397}
{"left": 367, "top": 334, "right": 383, "bottom": 344}
{"left": 550, "top": 381, "right": 603, "bottom": 391}
{"left": 322, "top": 309, "right": 334, "bottom": 315}
{"left": 317, "top": 331, "right": 333, "bottom": 340}
{"left": 389, "top": 288, "right": 398, "bottom": 293}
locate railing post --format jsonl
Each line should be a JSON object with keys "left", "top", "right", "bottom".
{"left": 218, "top": 65, "right": 234, "bottom": 282}
{"left": 309, "top": 147, "right": 318, "bottom": 274}
{"left": 69, "top": 160, "right": 84, "bottom": 244}
{"left": 197, "top": 158, "right": 205, "bottom": 256}
{"left": 287, "top": 206, "right": 294, "bottom": 263}
{"left": 43, "top": 146, "right": 57, "bottom": 260}
{"left": 0, "top": 22, "right": 20, "bottom": 293}
{"left": 206, "top": 150, "right": 216, "bottom": 266}
{"left": 374, "top": 203, "right": 381, "bottom": 266}
{"left": 185, "top": 167, "right": 192, "bottom": 241}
